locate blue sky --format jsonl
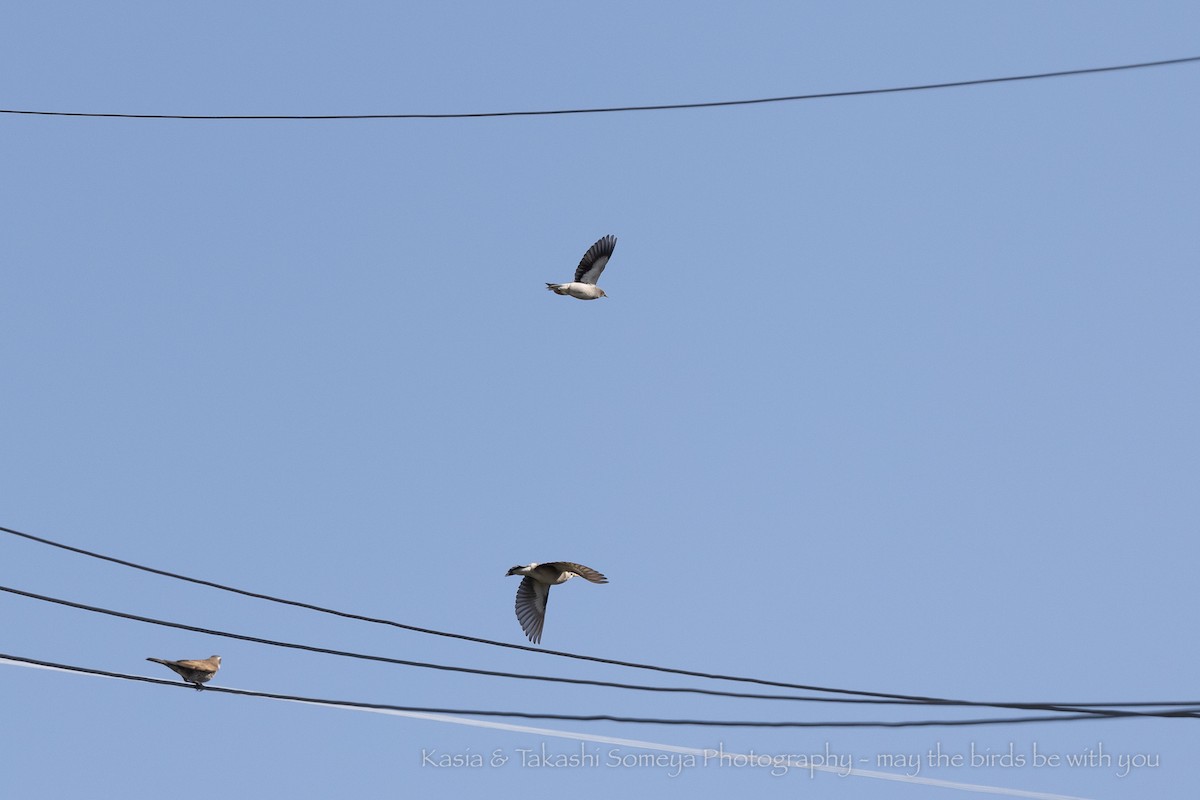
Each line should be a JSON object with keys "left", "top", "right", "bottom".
{"left": 2, "top": 2, "right": 1198, "bottom": 798}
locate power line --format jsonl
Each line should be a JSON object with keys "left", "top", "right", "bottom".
{"left": 3, "top": 652, "right": 1195, "bottom": 728}
{"left": 0, "top": 56, "right": 1196, "bottom": 121}
{"left": 4, "top": 522, "right": 955, "bottom": 699}
{"left": 0, "top": 527, "right": 1152, "bottom": 710}
{"left": 0, "top": 534, "right": 1195, "bottom": 714}
{"left": 11, "top": 582, "right": 1193, "bottom": 717}
{"left": 0, "top": 657, "right": 1154, "bottom": 799}
{"left": 0, "top": 583, "right": 909, "bottom": 706}
{"left": 2, "top": 524, "right": 1190, "bottom": 712}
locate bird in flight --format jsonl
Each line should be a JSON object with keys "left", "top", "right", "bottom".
{"left": 505, "top": 562, "right": 608, "bottom": 644}
{"left": 546, "top": 235, "right": 617, "bottom": 300}
{"left": 147, "top": 655, "right": 222, "bottom": 690}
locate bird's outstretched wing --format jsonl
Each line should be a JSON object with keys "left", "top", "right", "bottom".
{"left": 546, "top": 562, "right": 608, "bottom": 584}
{"left": 574, "top": 235, "right": 617, "bottom": 285}
{"left": 515, "top": 576, "right": 550, "bottom": 644}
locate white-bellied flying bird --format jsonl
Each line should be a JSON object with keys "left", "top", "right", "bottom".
{"left": 546, "top": 235, "right": 617, "bottom": 300}
{"left": 505, "top": 562, "right": 608, "bottom": 644}
{"left": 146, "top": 655, "right": 222, "bottom": 690}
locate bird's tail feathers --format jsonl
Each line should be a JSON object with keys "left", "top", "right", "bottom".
{"left": 546, "top": 283, "right": 568, "bottom": 295}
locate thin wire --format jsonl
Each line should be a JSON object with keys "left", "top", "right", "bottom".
{"left": 10, "top": 582, "right": 1192, "bottom": 717}
{"left": 3, "top": 653, "right": 1196, "bottom": 728}
{"left": 1, "top": 524, "right": 1188, "bottom": 711}
{"left": 2, "top": 656, "right": 1095, "bottom": 798}
{"left": 1, "top": 523, "right": 945, "bottom": 699}
{"left": 0, "top": 583, "right": 912, "bottom": 706}
{"left": 0, "top": 56, "right": 1196, "bottom": 120}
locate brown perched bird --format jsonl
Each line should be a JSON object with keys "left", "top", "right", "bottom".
{"left": 505, "top": 562, "right": 607, "bottom": 644}
{"left": 147, "top": 655, "right": 222, "bottom": 690}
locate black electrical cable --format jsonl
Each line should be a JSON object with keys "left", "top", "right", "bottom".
{"left": 3, "top": 652, "right": 1196, "bottom": 728}
{"left": 0, "top": 583, "right": 929, "bottom": 706}
{"left": 9, "top": 582, "right": 1188, "bottom": 717}
{"left": 2, "top": 524, "right": 1189, "bottom": 712}
{"left": 0, "top": 56, "right": 1195, "bottom": 120}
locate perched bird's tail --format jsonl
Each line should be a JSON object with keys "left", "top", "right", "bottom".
{"left": 146, "top": 658, "right": 169, "bottom": 666}
{"left": 546, "top": 283, "right": 569, "bottom": 295}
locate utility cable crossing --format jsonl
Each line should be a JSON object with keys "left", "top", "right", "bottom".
{"left": 4, "top": 524, "right": 1197, "bottom": 718}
